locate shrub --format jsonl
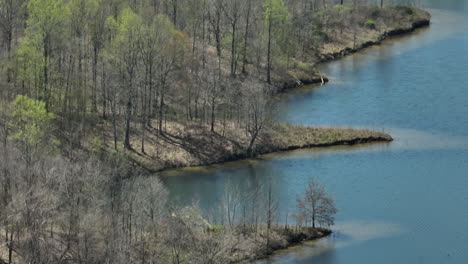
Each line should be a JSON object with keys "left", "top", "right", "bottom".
{"left": 364, "top": 19, "right": 377, "bottom": 29}
{"left": 395, "top": 5, "right": 414, "bottom": 15}
{"left": 333, "top": 4, "right": 351, "bottom": 13}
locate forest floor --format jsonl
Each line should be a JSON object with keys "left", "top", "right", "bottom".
{"left": 0, "top": 221, "right": 330, "bottom": 264}
{"left": 91, "top": 6, "right": 430, "bottom": 173}
{"left": 92, "top": 120, "right": 392, "bottom": 172}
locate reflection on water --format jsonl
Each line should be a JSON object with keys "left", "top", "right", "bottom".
{"left": 256, "top": 221, "right": 403, "bottom": 264}
{"left": 275, "top": 7, "right": 468, "bottom": 133}
{"left": 162, "top": 127, "right": 468, "bottom": 176}
{"left": 257, "top": 241, "right": 337, "bottom": 264}
{"left": 161, "top": 1, "right": 468, "bottom": 263}
{"left": 332, "top": 221, "right": 404, "bottom": 249}
{"left": 313, "top": 8, "right": 466, "bottom": 89}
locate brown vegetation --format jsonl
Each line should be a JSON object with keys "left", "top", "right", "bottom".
{"left": 0, "top": 1, "right": 426, "bottom": 263}
{"left": 0, "top": 128, "right": 335, "bottom": 263}
{"left": 317, "top": 4, "right": 431, "bottom": 61}
{"left": 93, "top": 120, "right": 392, "bottom": 172}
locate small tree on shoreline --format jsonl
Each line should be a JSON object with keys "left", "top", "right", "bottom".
{"left": 296, "top": 178, "right": 337, "bottom": 228}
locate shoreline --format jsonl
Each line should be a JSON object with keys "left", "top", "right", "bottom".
{"left": 317, "top": 18, "right": 431, "bottom": 63}
{"left": 111, "top": 8, "right": 431, "bottom": 174}
{"left": 156, "top": 135, "right": 393, "bottom": 174}
{"left": 167, "top": 13, "right": 431, "bottom": 261}
{"left": 240, "top": 16, "right": 431, "bottom": 257}
{"left": 127, "top": 125, "right": 393, "bottom": 174}
{"left": 281, "top": 16, "right": 431, "bottom": 89}
{"left": 216, "top": 226, "right": 332, "bottom": 263}
{"left": 243, "top": 227, "right": 332, "bottom": 263}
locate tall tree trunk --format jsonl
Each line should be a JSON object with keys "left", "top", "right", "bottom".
{"left": 246, "top": 129, "right": 260, "bottom": 157}
{"left": 124, "top": 99, "right": 132, "bottom": 149}
{"left": 92, "top": 46, "right": 99, "bottom": 113}
{"left": 172, "top": 0, "right": 177, "bottom": 26}
{"left": 101, "top": 62, "right": 107, "bottom": 120}
{"left": 158, "top": 84, "right": 165, "bottom": 135}
{"left": 6, "top": 28, "right": 12, "bottom": 83}
{"left": 8, "top": 231, "right": 13, "bottom": 264}
{"left": 43, "top": 34, "right": 50, "bottom": 110}
{"left": 141, "top": 70, "right": 148, "bottom": 153}
{"left": 4, "top": 0, "right": 14, "bottom": 83}
{"left": 202, "top": 0, "right": 207, "bottom": 69}
{"left": 124, "top": 74, "right": 133, "bottom": 150}
{"left": 230, "top": 22, "right": 237, "bottom": 76}
{"left": 266, "top": 0, "right": 272, "bottom": 84}
{"left": 215, "top": 19, "right": 221, "bottom": 58}
{"left": 242, "top": 0, "right": 251, "bottom": 74}
{"left": 147, "top": 61, "right": 154, "bottom": 127}
{"left": 210, "top": 95, "right": 215, "bottom": 132}
{"left": 112, "top": 102, "right": 117, "bottom": 151}
{"left": 266, "top": 182, "right": 273, "bottom": 250}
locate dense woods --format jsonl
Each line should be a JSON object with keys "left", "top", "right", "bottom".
{"left": 1, "top": 100, "right": 336, "bottom": 262}
{"left": 1, "top": 0, "right": 424, "bottom": 263}
{"left": 0, "top": 0, "right": 425, "bottom": 155}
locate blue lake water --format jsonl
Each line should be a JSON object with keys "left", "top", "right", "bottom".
{"left": 161, "top": 1, "right": 468, "bottom": 263}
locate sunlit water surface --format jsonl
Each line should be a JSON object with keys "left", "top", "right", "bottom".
{"left": 159, "top": 1, "right": 468, "bottom": 263}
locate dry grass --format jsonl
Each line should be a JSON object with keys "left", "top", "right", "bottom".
{"left": 93, "top": 120, "right": 251, "bottom": 171}
{"left": 222, "top": 226, "right": 331, "bottom": 263}
{"left": 255, "top": 124, "right": 392, "bottom": 155}
{"left": 85, "top": 6, "right": 431, "bottom": 172}
{"left": 270, "top": 124, "right": 392, "bottom": 147}
{"left": 91, "top": 119, "right": 392, "bottom": 172}
{"left": 320, "top": 6, "right": 431, "bottom": 58}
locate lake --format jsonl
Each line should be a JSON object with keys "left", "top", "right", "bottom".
{"left": 161, "top": 0, "right": 468, "bottom": 263}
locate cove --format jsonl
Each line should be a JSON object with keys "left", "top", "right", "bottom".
{"left": 160, "top": 0, "right": 468, "bottom": 263}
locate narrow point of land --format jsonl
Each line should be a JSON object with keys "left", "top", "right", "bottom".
{"left": 94, "top": 121, "right": 392, "bottom": 172}
{"left": 89, "top": 5, "right": 428, "bottom": 173}
{"left": 0, "top": 2, "right": 430, "bottom": 263}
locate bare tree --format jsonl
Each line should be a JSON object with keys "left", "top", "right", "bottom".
{"left": 0, "top": 0, "right": 23, "bottom": 82}
{"left": 222, "top": 0, "right": 242, "bottom": 76}
{"left": 245, "top": 83, "right": 270, "bottom": 157}
{"left": 296, "top": 178, "right": 337, "bottom": 228}
{"left": 208, "top": 0, "right": 223, "bottom": 60}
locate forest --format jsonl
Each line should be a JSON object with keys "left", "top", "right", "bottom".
{"left": 0, "top": 0, "right": 425, "bottom": 263}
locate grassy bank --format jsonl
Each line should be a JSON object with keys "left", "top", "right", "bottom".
{"left": 91, "top": 121, "right": 392, "bottom": 172}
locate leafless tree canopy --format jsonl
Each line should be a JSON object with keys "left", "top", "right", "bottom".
{"left": 0, "top": 0, "right": 424, "bottom": 262}
{"left": 296, "top": 178, "right": 337, "bottom": 228}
